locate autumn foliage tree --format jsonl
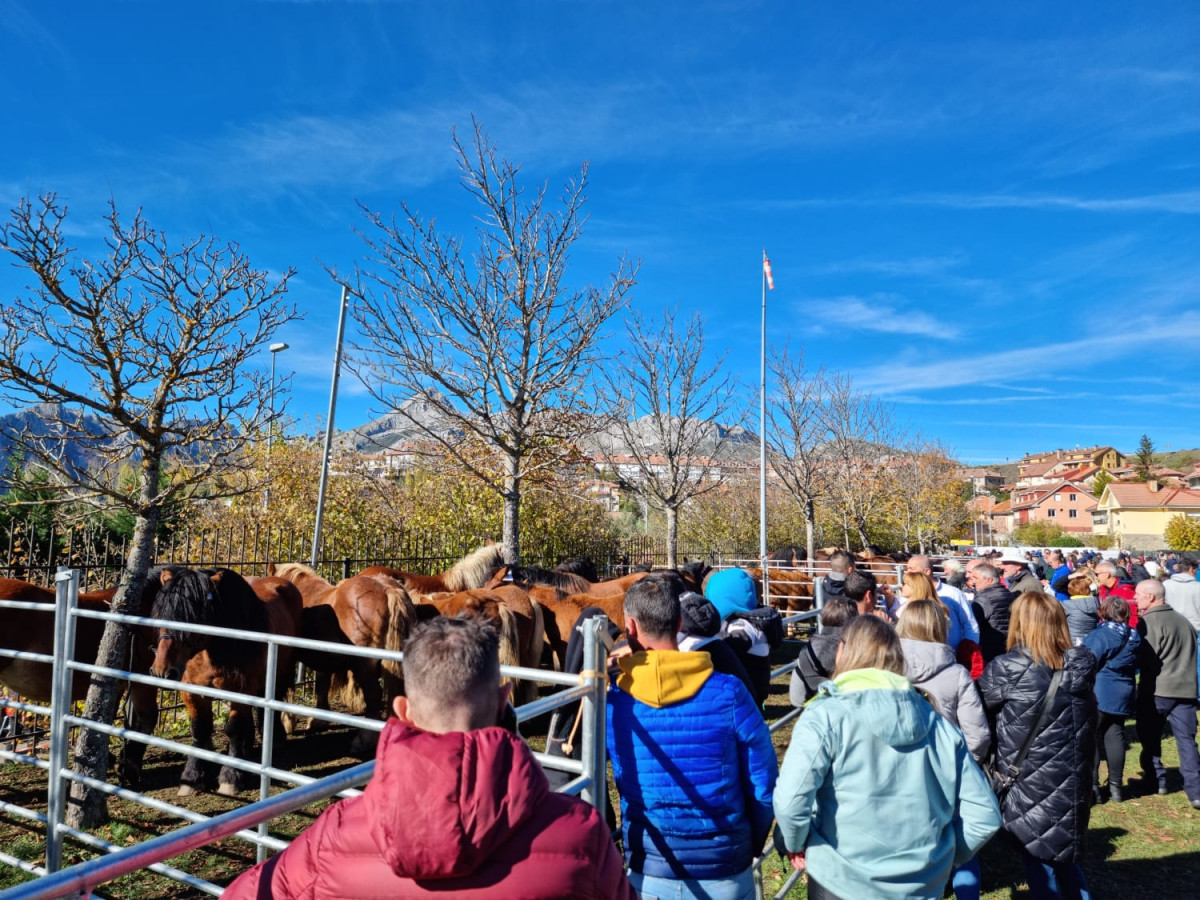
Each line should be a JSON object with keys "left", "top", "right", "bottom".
{"left": 1164, "top": 514, "right": 1200, "bottom": 552}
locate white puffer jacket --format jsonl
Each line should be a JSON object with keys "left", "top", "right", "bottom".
{"left": 901, "top": 638, "right": 991, "bottom": 762}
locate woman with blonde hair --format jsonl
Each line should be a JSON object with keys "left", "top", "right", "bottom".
{"left": 979, "top": 591, "right": 1097, "bottom": 899}
{"left": 774, "top": 616, "right": 1000, "bottom": 899}
{"left": 898, "top": 600, "right": 991, "bottom": 900}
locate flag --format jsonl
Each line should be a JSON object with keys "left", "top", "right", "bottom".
{"left": 763, "top": 252, "right": 775, "bottom": 290}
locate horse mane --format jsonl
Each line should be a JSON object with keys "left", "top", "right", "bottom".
{"left": 767, "top": 545, "right": 805, "bottom": 565}
{"left": 443, "top": 544, "right": 507, "bottom": 592}
{"left": 152, "top": 568, "right": 269, "bottom": 666}
{"left": 554, "top": 558, "right": 598, "bottom": 582}
{"left": 677, "top": 559, "right": 712, "bottom": 586}
{"left": 271, "top": 561, "right": 327, "bottom": 584}
{"left": 508, "top": 565, "right": 593, "bottom": 595}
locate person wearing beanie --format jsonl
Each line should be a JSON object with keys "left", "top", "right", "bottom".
{"left": 706, "top": 568, "right": 773, "bottom": 708}
{"left": 678, "top": 592, "right": 758, "bottom": 709}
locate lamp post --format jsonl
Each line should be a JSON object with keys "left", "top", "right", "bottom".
{"left": 266, "top": 342, "right": 289, "bottom": 511}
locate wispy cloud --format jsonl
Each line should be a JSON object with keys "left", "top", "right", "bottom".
{"left": 854, "top": 313, "right": 1200, "bottom": 395}
{"left": 803, "top": 294, "right": 959, "bottom": 340}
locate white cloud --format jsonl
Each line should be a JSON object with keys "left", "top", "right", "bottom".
{"left": 803, "top": 294, "right": 959, "bottom": 340}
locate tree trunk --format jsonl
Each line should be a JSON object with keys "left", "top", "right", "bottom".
{"left": 67, "top": 459, "right": 161, "bottom": 828}
{"left": 804, "top": 499, "right": 816, "bottom": 574}
{"left": 501, "top": 453, "right": 521, "bottom": 565}
{"left": 665, "top": 505, "right": 678, "bottom": 569}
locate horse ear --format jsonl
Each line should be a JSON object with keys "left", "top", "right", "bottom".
{"left": 266, "top": 562, "right": 276, "bottom": 576}
{"left": 160, "top": 570, "right": 174, "bottom": 585}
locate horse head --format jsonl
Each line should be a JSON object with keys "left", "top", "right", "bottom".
{"left": 150, "top": 567, "right": 220, "bottom": 679}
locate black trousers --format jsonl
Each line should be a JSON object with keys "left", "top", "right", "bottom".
{"left": 1094, "top": 711, "right": 1128, "bottom": 786}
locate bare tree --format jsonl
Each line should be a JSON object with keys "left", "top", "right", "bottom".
{"left": 350, "top": 122, "right": 637, "bottom": 563}
{"left": 764, "top": 347, "right": 833, "bottom": 565}
{"left": 598, "top": 309, "right": 738, "bottom": 567}
{"left": 823, "top": 373, "right": 898, "bottom": 550}
{"left": 0, "top": 195, "right": 297, "bottom": 826}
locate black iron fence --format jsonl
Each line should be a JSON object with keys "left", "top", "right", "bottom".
{"left": 0, "top": 517, "right": 738, "bottom": 588}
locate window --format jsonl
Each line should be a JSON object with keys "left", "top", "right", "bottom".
{"left": 1054, "top": 492, "right": 1062, "bottom": 501}
{"left": 1070, "top": 494, "right": 1077, "bottom": 502}
{"left": 1069, "top": 509, "right": 1078, "bottom": 518}
{"left": 1048, "top": 509, "right": 1056, "bottom": 518}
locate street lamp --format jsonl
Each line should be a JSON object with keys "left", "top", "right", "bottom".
{"left": 266, "top": 342, "right": 289, "bottom": 511}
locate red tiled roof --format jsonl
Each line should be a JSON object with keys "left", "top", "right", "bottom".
{"left": 1103, "top": 483, "right": 1200, "bottom": 508}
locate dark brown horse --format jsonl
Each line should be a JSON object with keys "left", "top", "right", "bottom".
{"left": 357, "top": 543, "right": 505, "bottom": 594}
{"left": 268, "top": 563, "right": 417, "bottom": 744}
{"left": 0, "top": 576, "right": 160, "bottom": 786}
{"left": 150, "top": 568, "right": 302, "bottom": 797}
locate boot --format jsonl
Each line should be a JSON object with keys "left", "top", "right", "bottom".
{"left": 1109, "top": 781, "right": 1123, "bottom": 803}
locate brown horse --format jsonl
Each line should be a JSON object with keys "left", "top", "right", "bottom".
{"left": 419, "top": 587, "right": 546, "bottom": 705}
{"left": 358, "top": 543, "right": 506, "bottom": 594}
{"left": 150, "top": 568, "right": 302, "bottom": 797}
{"left": 743, "top": 567, "right": 813, "bottom": 611}
{"left": 485, "top": 565, "right": 649, "bottom": 599}
{"left": 268, "top": 563, "right": 417, "bottom": 735}
{"left": 0, "top": 575, "right": 161, "bottom": 786}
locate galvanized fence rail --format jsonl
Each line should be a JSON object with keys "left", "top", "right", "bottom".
{"left": 0, "top": 569, "right": 613, "bottom": 898}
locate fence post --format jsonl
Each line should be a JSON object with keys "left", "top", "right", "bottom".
{"left": 343, "top": 558, "right": 351, "bottom": 581}
{"left": 578, "top": 617, "right": 610, "bottom": 811}
{"left": 46, "top": 566, "right": 80, "bottom": 873}
{"left": 257, "top": 640, "right": 280, "bottom": 864}
{"left": 814, "top": 576, "right": 826, "bottom": 634}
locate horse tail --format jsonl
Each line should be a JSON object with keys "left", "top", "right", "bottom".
{"left": 495, "top": 602, "right": 532, "bottom": 705}
{"left": 381, "top": 586, "right": 415, "bottom": 696}
{"left": 527, "top": 596, "right": 546, "bottom": 673}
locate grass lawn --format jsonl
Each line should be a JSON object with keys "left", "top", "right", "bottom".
{"left": 756, "top": 642, "right": 1200, "bottom": 898}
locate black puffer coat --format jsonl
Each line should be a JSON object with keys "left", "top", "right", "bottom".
{"left": 972, "top": 583, "right": 1015, "bottom": 662}
{"left": 978, "top": 646, "right": 1097, "bottom": 864}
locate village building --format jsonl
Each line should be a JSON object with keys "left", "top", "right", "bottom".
{"left": 1010, "top": 480, "right": 1097, "bottom": 535}
{"left": 1092, "top": 480, "right": 1200, "bottom": 550}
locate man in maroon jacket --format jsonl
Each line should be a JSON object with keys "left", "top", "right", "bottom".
{"left": 225, "top": 616, "right": 633, "bottom": 900}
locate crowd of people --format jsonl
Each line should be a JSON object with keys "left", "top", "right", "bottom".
{"left": 223, "top": 547, "right": 1200, "bottom": 900}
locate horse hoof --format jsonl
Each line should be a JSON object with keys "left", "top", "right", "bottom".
{"left": 217, "top": 782, "right": 239, "bottom": 797}
{"left": 177, "top": 785, "right": 196, "bottom": 798}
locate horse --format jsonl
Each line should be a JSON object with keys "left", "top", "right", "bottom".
{"left": 417, "top": 586, "right": 546, "bottom": 706}
{"left": 357, "top": 543, "right": 505, "bottom": 594}
{"left": 742, "top": 567, "right": 813, "bottom": 611}
{"left": 0, "top": 575, "right": 161, "bottom": 787}
{"left": 150, "top": 568, "right": 302, "bottom": 797}
{"left": 553, "top": 558, "right": 599, "bottom": 582}
{"left": 767, "top": 545, "right": 807, "bottom": 568}
{"left": 268, "top": 563, "right": 417, "bottom": 746}
{"left": 485, "top": 565, "right": 648, "bottom": 599}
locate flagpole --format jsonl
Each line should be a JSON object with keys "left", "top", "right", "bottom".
{"left": 760, "top": 250, "right": 769, "bottom": 606}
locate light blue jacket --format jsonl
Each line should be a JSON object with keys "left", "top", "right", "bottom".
{"left": 774, "top": 669, "right": 1001, "bottom": 899}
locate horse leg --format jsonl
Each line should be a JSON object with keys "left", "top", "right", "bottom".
{"left": 306, "top": 669, "right": 333, "bottom": 733}
{"left": 118, "top": 682, "right": 159, "bottom": 789}
{"left": 218, "top": 703, "right": 255, "bottom": 796}
{"left": 348, "top": 661, "right": 384, "bottom": 759}
{"left": 179, "top": 692, "right": 214, "bottom": 797}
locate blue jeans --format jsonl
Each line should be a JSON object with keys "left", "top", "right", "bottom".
{"left": 628, "top": 867, "right": 755, "bottom": 900}
{"left": 1019, "top": 849, "right": 1091, "bottom": 900}
{"left": 1140, "top": 696, "right": 1200, "bottom": 801}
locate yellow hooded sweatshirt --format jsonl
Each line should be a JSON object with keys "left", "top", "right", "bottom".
{"left": 617, "top": 650, "right": 713, "bottom": 708}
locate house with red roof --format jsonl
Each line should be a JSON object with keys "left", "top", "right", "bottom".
{"left": 1011, "top": 480, "right": 1096, "bottom": 534}
{"left": 1093, "top": 480, "right": 1200, "bottom": 550}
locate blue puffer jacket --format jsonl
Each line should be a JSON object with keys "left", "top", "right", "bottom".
{"left": 1082, "top": 621, "right": 1141, "bottom": 716}
{"left": 607, "top": 650, "right": 777, "bottom": 879}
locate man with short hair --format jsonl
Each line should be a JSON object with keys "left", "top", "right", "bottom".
{"left": 843, "top": 569, "right": 889, "bottom": 621}
{"left": 1134, "top": 578, "right": 1200, "bottom": 808}
{"left": 1165, "top": 554, "right": 1200, "bottom": 688}
{"left": 607, "top": 577, "right": 777, "bottom": 897}
{"left": 824, "top": 549, "right": 855, "bottom": 599}
{"left": 969, "top": 564, "right": 1014, "bottom": 663}
{"left": 906, "top": 555, "right": 979, "bottom": 648}
{"left": 1045, "top": 550, "right": 1071, "bottom": 601}
{"left": 226, "top": 617, "right": 634, "bottom": 899}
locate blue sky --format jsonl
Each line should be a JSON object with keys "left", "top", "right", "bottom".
{"left": 2, "top": 1, "right": 1197, "bottom": 465}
